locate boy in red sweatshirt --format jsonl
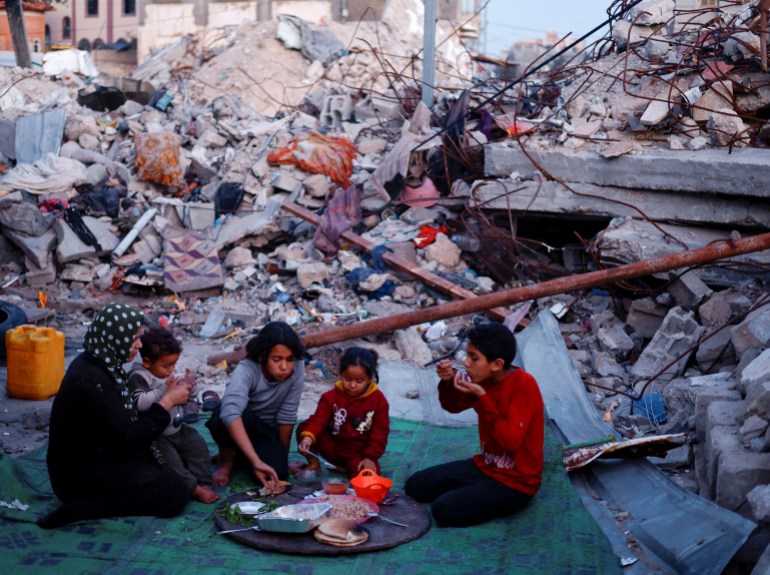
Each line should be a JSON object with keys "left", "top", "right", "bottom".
{"left": 405, "top": 322, "right": 544, "bottom": 526}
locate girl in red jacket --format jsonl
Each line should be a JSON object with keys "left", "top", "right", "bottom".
{"left": 296, "top": 347, "right": 389, "bottom": 478}
{"left": 405, "top": 322, "right": 544, "bottom": 527}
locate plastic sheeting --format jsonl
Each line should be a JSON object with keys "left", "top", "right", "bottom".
{"left": 516, "top": 310, "right": 756, "bottom": 575}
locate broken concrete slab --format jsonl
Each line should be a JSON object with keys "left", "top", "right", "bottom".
{"left": 484, "top": 146, "right": 770, "bottom": 197}
{"left": 469, "top": 179, "right": 770, "bottom": 228}
{"left": 54, "top": 216, "right": 119, "bottom": 263}
{"left": 4, "top": 227, "right": 57, "bottom": 269}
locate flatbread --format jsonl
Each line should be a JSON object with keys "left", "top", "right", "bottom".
{"left": 258, "top": 480, "right": 292, "bottom": 497}
{"left": 314, "top": 530, "right": 369, "bottom": 547}
{"left": 314, "top": 519, "right": 369, "bottom": 547}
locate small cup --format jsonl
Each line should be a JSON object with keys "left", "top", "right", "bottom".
{"left": 322, "top": 478, "right": 349, "bottom": 495}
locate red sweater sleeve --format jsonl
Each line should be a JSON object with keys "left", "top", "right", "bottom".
{"left": 438, "top": 378, "right": 477, "bottom": 413}
{"left": 362, "top": 391, "right": 389, "bottom": 461}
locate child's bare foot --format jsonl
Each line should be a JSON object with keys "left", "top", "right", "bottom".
{"left": 212, "top": 448, "right": 234, "bottom": 487}
{"left": 192, "top": 484, "right": 220, "bottom": 504}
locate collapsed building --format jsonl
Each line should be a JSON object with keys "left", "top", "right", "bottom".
{"left": 2, "top": 0, "right": 770, "bottom": 572}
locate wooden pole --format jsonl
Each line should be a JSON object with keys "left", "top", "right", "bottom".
{"left": 6, "top": 0, "right": 31, "bottom": 69}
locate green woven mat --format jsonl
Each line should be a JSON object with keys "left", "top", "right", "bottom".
{"left": 0, "top": 418, "right": 621, "bottom": 575}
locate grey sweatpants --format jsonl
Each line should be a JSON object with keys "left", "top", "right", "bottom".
{"left": 157, "top": 425, "right": 214, "bottom": 492}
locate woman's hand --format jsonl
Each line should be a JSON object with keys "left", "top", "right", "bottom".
{"left": 157, "top": 379, "right": 190, "bottom": 410}
{"left": 358, "top": 457, "right": 377, "bottom": 472}
{"left": 436, "top": 359, "right": 457, "bottom": 382}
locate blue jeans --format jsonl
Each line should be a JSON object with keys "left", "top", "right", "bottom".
{"left": 405, "top": 459, "right": 532, "bottom": 526}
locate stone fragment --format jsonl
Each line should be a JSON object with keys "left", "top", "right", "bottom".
{"left": 394, "top": 328, "right": 433, "bottom": 366}
{"left": 693, "top": 81, "right": 733, "bottom": 123}
{"left": 626, "top": 297, "right": 668, "bottom": 338}
{"left": 716, "top": 449, "right": 770, "bottom": 511}
{"left": 740, "top": 415, "right": 769, "bottom": 446}
{"left": 707, "top": 108, "right": 747, "bottom": 146}
{"left": 5, "top": 228, "right": 57, "bottom": 269}
{"left": 695, "top": 327, "right": 735, "bottom": 373}
{"left": 631, "top": 307, "right": 705, "bottom": 383}
{"left": 24, "top": 256, "right": 56, "bottom": 287}
{"left": 296, "top": 261, "right": 329, "bottom": 289}
{"left": 724, "top": 32, "right": 761, "bottom": 60}
{"left": 732, "top": 307, "right": 770, "bottom": 359}
{"left": 60, "top": 263, "right": 93, "bottom": 283}
{"left": 698, "top": 292, "right": 732, "bottom": 327}
{"left": 424, "top": 233, "right": 461, "bottom": 269}
{"left": 223, "top": 246, "right": 256, "bottom": 269}
{"left": 747, "top": 484, "right": 770, "bottom": 523}
{"left": 668, "top": 270, "right": 712, "bottom": 310}
{"left": 640, "top": 97, "right": 671, "bottom": 126}
{"left": 628, "top": 0, "right": 674, "bottom": 25}
{"left": 597, "top": 324, "right": 635, "bottom": 354}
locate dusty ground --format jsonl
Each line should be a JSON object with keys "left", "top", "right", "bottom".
{"left": 0, "top": 307, "right": 341, "bottom": 457}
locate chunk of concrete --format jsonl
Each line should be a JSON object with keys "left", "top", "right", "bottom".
{"left": 394, "top": 328, "right": 433, "bottom": 367}
{"left": 668, "top": 270, "right": 712, "bottom": 310}
{"left": 699, "top": 291, "right": 733, "bottom": 327}
{"left": 732, "top": 307, "right": 770, "bottom": 359}
{"left": 706, "top": 423, "right": 741, "bottom": 500}
{"left": 631, "top": 306, "right": 705, "bottom": 383}
{"left": 695, "top": 390, "right": 743, "bottom": 442}
{"left": 597, "top": 324, "right": 635, "bottom": 354}
{"left": 628, "top": 0, "right": 674, "bottom": 25}
{"left": 716, "top": 449, "right": 770, "bottom": 511}
{"left": 5, "top": 228, "right": 57, "bottom": 269}
{"left": 296, "top": 261, "right": 329, "bottom": 289}
{"left": 24, "top": 256, "right": 56, "bottom": 287}
{"left": 693, "top": 81, "right": 734, "bottom": 124}
{"left": 695, "top": 327, "right": 735, "bottom": 373}
{"left": 626, "top": 297, "right": 668, "bottom": 338}
{"left": 54, "top": 216, "right": 119, "bottom": 263}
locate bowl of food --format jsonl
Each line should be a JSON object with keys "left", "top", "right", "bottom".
{"left": 321, "top": 477, "right": 350, "bottom": 495}
{"left": 230, "top": 501, "right": 266, "bottom": 518}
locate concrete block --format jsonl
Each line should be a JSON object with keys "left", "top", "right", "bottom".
{"left": 693, "top": 81, "right": 734, "bottom": 124}
{"left": 716, "top": 449, "right": 770, "bottom": 510}
{"left": 54, "top": 216, "right": 119, "bottom": 263}
{"left": 320, "top": 93, "right": 352, "bottom": 129}
{"left": 597, "top": 324, "right": 635, "bottom": 354}
{"left": 707, "top": 424, "right": 741, "bottom": 500}
{"left": 668, "top": 270, "right": 712, "bottom": 310}
{"left": 271, "top": 172, "right": 303, "bottom": 195}
{"left": 695, "top": 327, "right": 736, "bottom": 373}
{"left": 626, "top": 297, "right": 667, "bottom": 339}
{"left": 696, "top": 393, "right": 743, "bottom": 443}
{"left": 732, "top": 307, "right": 770, "bottom": 359}
{"left": 24, "top": 256, "right": 56, "bottom": 287}
{"left": 742, "top": 349, "right": 770, "bottom": 405}
{"left": 60, "top": 263, "right": 94, "bottom": 283}
{"left": 628, "top": 0, "right": 674, "bottom": 25}
{"left": 394, "top": 327, "right": 433, "bottom": 367}
{"left": 699, "top": 292, "right": 733, "bottom": 327}
{"left": 631, "top": 306, "right": 705, "bottom": 383}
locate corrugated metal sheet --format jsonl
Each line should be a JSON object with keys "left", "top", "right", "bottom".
{"left": 15, "top": 108, "right": 66, "bottom": 165}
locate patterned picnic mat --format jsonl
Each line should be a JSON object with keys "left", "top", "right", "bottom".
{"left": 0, "top": 418, "right": 621, "bottom": 575}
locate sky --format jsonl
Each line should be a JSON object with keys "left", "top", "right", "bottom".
{"left": 482, "top": 0, "right": 614, "bottom": 56}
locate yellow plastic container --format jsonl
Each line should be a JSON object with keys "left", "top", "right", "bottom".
{"left": 6, "top": 325, "right": 65, "bottom": 400}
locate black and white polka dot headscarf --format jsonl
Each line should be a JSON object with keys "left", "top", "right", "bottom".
{"left": 84, "top": 303, "right": 143, "bottom": 420}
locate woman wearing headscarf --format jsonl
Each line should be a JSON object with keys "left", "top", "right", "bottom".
{"left": 38, "top": 303, "right": 192, "bottom": 528}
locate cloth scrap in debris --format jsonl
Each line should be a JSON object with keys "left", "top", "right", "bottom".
{"left": 268, "top": 131, "right": 356, "bottom": 188}
{"left": 163, "top": 227, "right": 224, "bottom": 294}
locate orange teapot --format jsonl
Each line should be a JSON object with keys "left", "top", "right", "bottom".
{"left": 350, "top": 469, "right": 393, "bottom": 504}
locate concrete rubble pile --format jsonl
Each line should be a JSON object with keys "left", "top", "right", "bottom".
{"left": 2, "top": 0, "right": 770, "bottom": 572}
